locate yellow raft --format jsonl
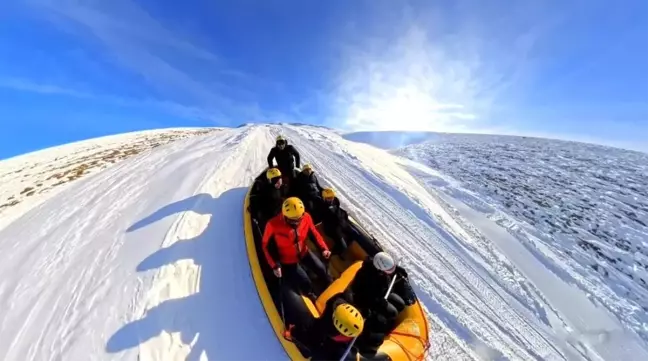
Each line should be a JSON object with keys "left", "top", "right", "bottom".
{"left": 244, "top": 170, "right": 430, "bottom": 361}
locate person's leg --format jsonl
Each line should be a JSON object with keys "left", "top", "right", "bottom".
{"left": 282, "top": 263, "right": 315, "bottom": 296}
{"left": 344, "top": 225, "right": 363, "bottom": 243}
{"left": 301, "top": 249, "right": 333, "bottom": 285}
{"left": 358, "top": 330, "right": 385, "bottom": 356}
{"left": 331, "top": 226, "right": 348, "bottom": 256}
{"left": 388, "top": 293, "right": 406, "bottom": 313}
{"left": 323, "top": 223, "right": 348, "bottom": 259}
{"left": 356, "top": 317, "right": 386, "bottom": 355}
{"left": 381, "top": 301, "right": 398, "bottom": 321}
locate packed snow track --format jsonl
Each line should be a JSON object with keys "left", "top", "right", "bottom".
{"left": 0, "top": 124, "right": 646, "bottom": 361}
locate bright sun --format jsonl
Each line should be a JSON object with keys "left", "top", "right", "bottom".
{"left": 346, "top": 85, "right": 472, "bottom": 132}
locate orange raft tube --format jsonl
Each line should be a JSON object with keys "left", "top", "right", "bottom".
{"left": 244, "top": 170, "right": 430, "bottom": 361}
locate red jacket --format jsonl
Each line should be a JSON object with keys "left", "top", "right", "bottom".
{"left": 261, "top": 212, "right": 329, "bottom": 269}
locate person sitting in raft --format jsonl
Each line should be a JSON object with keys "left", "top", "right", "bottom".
{"left": 286, "top": 288, "right": 384, "bottom": 361}
{"left": 318, "top": 188, "right": 352, "bottom": 258}
{"left": 262, "top": 197, "right": 333, "bottom": 299}
{"left": 248, "top": 167, "right": 289, "bottom": 228}
{"left": 293, "top": 163, "right": 325, "bottom": 218}
{"left": 349, "top": 252, "right": 408, "bottom": 330}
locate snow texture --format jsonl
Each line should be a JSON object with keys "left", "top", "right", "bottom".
{"left": 0, "top": 125, "right": 646, "bottom": 361}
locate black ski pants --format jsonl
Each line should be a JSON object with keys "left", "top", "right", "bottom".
{"left": 282, "top": 249, "right": 332, "bottom": 296}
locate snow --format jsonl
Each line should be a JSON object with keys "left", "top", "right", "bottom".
{"left": 401, "top": 160, "right": 647, "bottom": 361}
{"left": 0, "top": 127, "right": 218, "bottom": 232}
{"left": 342, "top": 130, "right": 444, "bottom": 149}
{"left": 394, "top": 135, "right": 648, "bottom": 344}
{"left": 1, "top": 124, "right": 646, "bottom": 361}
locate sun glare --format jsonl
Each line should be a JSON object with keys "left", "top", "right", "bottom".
{"left": 337, "top": 26, "right": 480, "bottom": 133}
{"left": 346, "top": 84, "right": 473, "bottom": 132}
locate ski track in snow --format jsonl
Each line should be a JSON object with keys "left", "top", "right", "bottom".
{"left": 1, "top": 124, "right": 645, "bottom": 361}
{"left": 282, "top": 126, "right": 565, "bottom": 361}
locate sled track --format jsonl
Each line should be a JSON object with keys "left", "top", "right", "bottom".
{"left": 278, "top": 126, "right": 568, "bottom": 361}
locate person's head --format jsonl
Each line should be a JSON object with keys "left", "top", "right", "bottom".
{"left": 282, "top": 197, "right": 305, "bottom": 226}
{"left": 322, "top": 188, "right": 336, "bottom": 203}
{"left": 276, "top": 135, "right": 287, "bottom": 150}
{"left": 266, "top": 168, "right": 283, "bottom": 188}
{"left": 302, "top": 163, "right": 313, "bottom": 175}
{"left": 332, "top": 303, "right": 364, "bottom": 338}
{"left": 372, "top": 252, "right": 396, "bottom": 275}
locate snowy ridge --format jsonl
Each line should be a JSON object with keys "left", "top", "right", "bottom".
{"left": 0, "top": 128, "right": 217, "bottom": 231}
{"left": 0, "top": 124, "right": 646, "bottom": 361}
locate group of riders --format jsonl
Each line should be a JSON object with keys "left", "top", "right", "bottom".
{"left": 249, "top": 135, "right": 413, "bottom": 360}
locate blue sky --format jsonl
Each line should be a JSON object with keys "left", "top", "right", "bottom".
{"left": 0, "top": 0, "right": 646, "bottom": 159}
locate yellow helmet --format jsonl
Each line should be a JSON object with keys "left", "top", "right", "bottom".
{"left": 276, "top": 135, "right": 286, "bottom": 141}
{"left": 266, "top": 168, "right": 282, "bottom": 180}
{"left": 282, "top": 197, "right": 305, "bottom": 220}
{"left": 302, "top": 163, "right": 312, "bottom": 172}
{"left": 322, "top": 188, "right": 335, "bottom": 199}
{"left": 332, "top": 303, "right": 364, "bottom": 337}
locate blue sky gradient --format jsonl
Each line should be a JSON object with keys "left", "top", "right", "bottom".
{"left": 1, "top": 0, "right": 646, "bottom": 159}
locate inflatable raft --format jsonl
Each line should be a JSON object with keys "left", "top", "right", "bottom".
{"left": 244, "top": 169, "right": 430, "bottom": 361}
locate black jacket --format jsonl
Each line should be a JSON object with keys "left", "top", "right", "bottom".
{"left": 321, "top": 197, "right": 350, "bottom": 229}
{"left": 293, "top": 290, "right": 357, "bottom": 356}
{"left": 267, "top": 144, "right": 300, "bottom": 171}
{"left": 295, "top": 171, "right": 324, "bottom": 198}
{"left": 249, "top": 176, "right": 289, "bottom": 220}
{"left": 349, "top": 259, "right": 407, "bottom": 311}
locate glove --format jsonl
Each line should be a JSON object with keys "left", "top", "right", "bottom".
{"left": 273, "top": 266, "right": 282, "bottom": 278}
{"left": 396, "top": 266, "right": 408, "bottom": 279}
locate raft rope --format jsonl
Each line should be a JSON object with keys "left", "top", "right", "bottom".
{"left": 382, "top": 265, "right": 430, "bottom": 361}
{"left": 389, "top": 330, "right": 431, "bottom": 361}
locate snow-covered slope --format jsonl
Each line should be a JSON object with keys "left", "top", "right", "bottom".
{"left": 0, "top": 128, "right": 218, "bottom": 231}
{"left": 343, "top": 130, "right": 443, "bottom": 149}
{"left": 393, "top": 135, "right": 648, "bottom": 351}
{"left": 0, "top": 125, "right": 646, "bottom": 361}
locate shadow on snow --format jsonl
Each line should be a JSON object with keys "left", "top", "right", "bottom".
{"left": 107, "top": 187, "right": 283, "bottom": 360}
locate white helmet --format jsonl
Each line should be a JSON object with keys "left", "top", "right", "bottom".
{"left": 373, "top": 252, "right": 396, "bottom": 274}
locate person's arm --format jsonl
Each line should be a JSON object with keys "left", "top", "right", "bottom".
{"left": 395, "top": 265, "right": 409, "bottom": 279}
{"left": 267, "top": 148, "right": 275, "bottom": 169}
{"left": 314, "top": 174, "right": 324, "bottom": 192}
{"left": 261, "top": 222, "right": 278, "bottom": 269}
{"left": 306, "top": 214, "right": 329, "bottom": 251}
{"left": 291, "top": 146, "right": 301, "bottom": 168}
{"left": 248, "top": 181, "right": 262, "bottom": 213}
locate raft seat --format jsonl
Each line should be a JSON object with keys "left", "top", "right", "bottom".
{"left": 301, "top": 260, "right": 363, "bottom": 319}
{"left": 311, "top": 223, "right": 368, "bottom": 278}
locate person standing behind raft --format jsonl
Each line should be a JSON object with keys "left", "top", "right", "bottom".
{"left": 267, "top": 135, "right": 301, "bottom": 185}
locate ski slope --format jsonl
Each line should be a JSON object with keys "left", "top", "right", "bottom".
{"left": 0, "top": 124, "right": 646, "bottom": 361}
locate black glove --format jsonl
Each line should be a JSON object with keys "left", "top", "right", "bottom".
{"left": 396, "top": 266, "right": 409, "bottom": 279}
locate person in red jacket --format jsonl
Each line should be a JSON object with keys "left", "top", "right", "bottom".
{"left": 262, "top": 197, "right": 333, "bottom": 298}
